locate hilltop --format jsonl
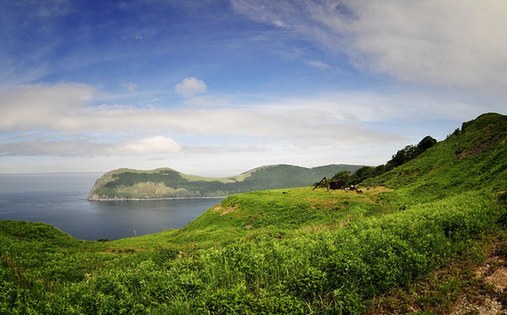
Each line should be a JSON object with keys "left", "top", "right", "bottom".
{"left": 88, "top": 164, "right": 362, "bottom": 200}
{"left": 1, "top": 113, "right": 506, "bottom": 314}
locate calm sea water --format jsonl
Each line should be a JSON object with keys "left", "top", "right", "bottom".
{"left": 0, "top": 173, "right": 222, "bottom": 240}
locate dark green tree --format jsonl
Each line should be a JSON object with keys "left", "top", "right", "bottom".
{"left": 416, "top": 135, "right": 437, "bottom": 153}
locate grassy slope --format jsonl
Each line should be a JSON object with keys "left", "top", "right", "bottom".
{"left": 375, "top": 112, "right": 507, "bottom": 201}
{"left": 1, "top": 113, "right": 506, "bottom": 314}
{"left": 111, "top": 186, "right": 393, "bottom": 252}
{"left": 88, "top": 164, "right": 362, "bottom": 199}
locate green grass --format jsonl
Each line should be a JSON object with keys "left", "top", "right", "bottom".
{"left": 108, "top": 186, "right": 393, "bottom": 252}
{"left": 1, "top": 112, "right": 506, "bottom": 313}
{"left": 365, "top": 229, "right": 507, "bottom": 314}
{"left": 2, "top": 188, "right": 502, "bottom": 314}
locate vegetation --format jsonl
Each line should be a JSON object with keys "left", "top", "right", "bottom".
{"left": 88, "top": 164, "right": 362, "bottom": 200}
{"left": 326, "top": 135, "right": 438, "bottom": 189}
{"left": 1, "top": 112, "right": 506, "bottom": 313}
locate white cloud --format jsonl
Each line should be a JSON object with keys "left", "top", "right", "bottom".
{"left": 347, "top": 1, "right": 507, "bottom": 93}
{"left": 231, "top": 0, "right": 507, "bottom": 97}
{"left": 0, "top": 83, "right": 97, "bottom": 131}
{"left": 174, "top": 77, "right": 207, "bottom": 97}
{"left": 115, "top": 136, "right": 181, "bottom": 155}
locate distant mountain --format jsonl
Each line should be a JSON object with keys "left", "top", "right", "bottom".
{"left": 88, "top": 164, "right": 363, "bottom": 200}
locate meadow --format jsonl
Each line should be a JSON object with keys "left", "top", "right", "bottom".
{"left": 1, "top": 113, "right": 506, "bottom": 314}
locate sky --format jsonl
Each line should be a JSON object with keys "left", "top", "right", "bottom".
{"left": 1, "top": 0, "right": 506, "bottom": 176}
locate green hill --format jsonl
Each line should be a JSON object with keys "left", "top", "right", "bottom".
{"left": 1, "top": 113, "right": 506, "bottom": 314}
{"left": 141, "top": 113, "right": 506, "bottom": 249}
{"left": 375, "top": 112, "right": 507, "bottom": 199}
{"left": 88, "top": 164, "right": 362, "bottom": 200}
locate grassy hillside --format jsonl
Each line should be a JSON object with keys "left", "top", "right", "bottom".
{"left": 1, "top": 113, "right": 506, "bottom": 314}
{"left": 88, "top": 164, "right": 362, "bottom": 200}
{"left": 374, "top": 112, "right": 507, "bottom": 202}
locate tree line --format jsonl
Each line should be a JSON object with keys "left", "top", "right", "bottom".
{"left": 327, "top": 136, "right": 437, "bottom": 188}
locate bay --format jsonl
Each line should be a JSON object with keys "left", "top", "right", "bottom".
{"left": 0, "top": 173, "right": 222, "bottom": 240}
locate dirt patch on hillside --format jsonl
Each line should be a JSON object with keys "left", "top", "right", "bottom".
{"left": 451, "top": 296, "right": 504, "bottom": 315}
{"left": 458, "top": 136, "right": 499, "bottom": 159}
{"left": 480, "top": 259, "right": 507, "bottom": 292}
{"left": 364, "top": 236, "right": 507, "bottom": 314}
{"left": 451, "top": 241, "right": 507, "bottom": 315}
{"left": 212, "top": 205, "right": 237, "bottom": 216}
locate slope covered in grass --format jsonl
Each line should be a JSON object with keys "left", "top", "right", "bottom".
{"left": 1, "top": 113, "right": 506, "bottom": 314}
{"left": 374, "top": 113, "right": 507, "bottom": 204}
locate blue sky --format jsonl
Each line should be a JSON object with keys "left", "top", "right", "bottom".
{"left": 1, "top": 0, "right": 506, "bottom": 176}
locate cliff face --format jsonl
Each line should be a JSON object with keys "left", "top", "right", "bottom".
{"left": 87, "top": 164, "right": 363, "bottom": 200}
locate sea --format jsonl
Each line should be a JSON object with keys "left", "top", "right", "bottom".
{"left": 0, "top": 173, "right": 223, "bottom": 240}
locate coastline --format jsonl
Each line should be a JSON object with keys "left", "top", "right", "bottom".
{"left": 87, "top": 195, "right": 227, "bottom": 202}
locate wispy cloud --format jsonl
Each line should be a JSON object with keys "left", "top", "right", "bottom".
{"left": 3, "top": 82, "right": 502, "bottom": 163}
{"left": 0, "top": 83, "right": 413, "bottom": 161}
{"left": 0, "top": 138, "right": 107, "bottom": 157}
{"left": 115, "top": 136, "right": 181, "bottom": 155}
{"left": 0, "top": 83, "right": 399, "bottom": 139}
{"left": 306, "top": 60, "right": 330, "bottom": 70}
{"left": 0, "top": 136, "right": 181, "bottom": 157}
{"left": 231, "top": 0, "right": 507, "bottom": 98}
{"left": 0, "top": 83, "right": 96, "bottom": 131}
{"left": 123, "top": 82, "right": 139, "bottom": 92}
